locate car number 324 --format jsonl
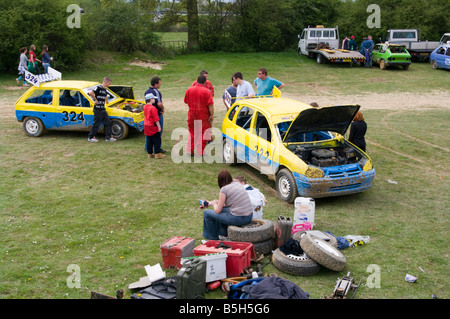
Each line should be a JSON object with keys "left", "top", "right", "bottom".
{"left": 62, "top": 111, "right": 84, "bottom": 122}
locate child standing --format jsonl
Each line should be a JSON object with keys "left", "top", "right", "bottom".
{"left": 16, "top": 47, "right": 29, "bottom": 86}
{"left": 144, "top": 93, "right": 165, "bottom": 159}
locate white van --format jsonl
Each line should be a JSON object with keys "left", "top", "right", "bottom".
{"left": 297, "top": 25, "right": 340, "bottom": 56}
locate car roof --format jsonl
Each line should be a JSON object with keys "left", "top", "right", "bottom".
{"left": 237, "top": 97, "right": 312, "bottom": 124}
{"left": 37, "top": 80, "right": 100, "bottom": 89}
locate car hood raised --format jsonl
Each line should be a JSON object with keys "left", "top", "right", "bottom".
{"left": 283, "top": 104, "right": 360, "bottom": 142}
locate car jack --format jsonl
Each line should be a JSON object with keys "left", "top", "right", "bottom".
{"left": 327, "top": 272, "right": 362, "bottom": 299}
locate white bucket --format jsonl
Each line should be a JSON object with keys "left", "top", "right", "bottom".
{"left": 294, "top": 197, "right": 315, "bottom": 229}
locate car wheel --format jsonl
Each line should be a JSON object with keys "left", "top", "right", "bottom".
{"left": 111, "top": 119, "right": 129, "bottom": 140}
{"left": 316, "top": 54, "right": 324, "bottom": 64}
{"left": 276, "top": 168, "right": 298, "bottom": 203}
{"left": 293, "top": 230, "right": 338, "bottom": 249}
{"left": 252, "top": 238, "right": 275, "bottom": 255}
{"left": 402, "top": 65, "right": 410, "bottom": 70}
{"left": 223, "top": 139, "right": 237, "bottom": 165}
{"left": 23, "top": 117, "right": 45, "bottom": 137}
{"left": 300, "top": 233, "right": 346, "bottom": 272}
{"left": 272, "top": 248, "right": 321, "bottom": 276}
{"left": 380, "top": 59, "right": 387, "bottom": 70}
{"left": 431, "top": 60, "right": 438, "bottom": 69}
{"left": 228, "top": 219, "right": 274, "bottom": 243}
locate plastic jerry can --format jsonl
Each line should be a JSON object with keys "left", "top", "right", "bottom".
{"left": 294, "top": 197, "right": 315, "bottom": 229}
{"left": 274, "top": 215, "right": 293, "bottom": 247}
{"left": 176, "top": 258, "right": 206, "bottom": 299}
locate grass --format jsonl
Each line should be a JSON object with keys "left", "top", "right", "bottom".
{"left": 0, "top": 49, "right": 449, "bottom": 299}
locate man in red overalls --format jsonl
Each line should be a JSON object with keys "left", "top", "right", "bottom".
{"left": 184, "top": 75, "right": 214, "bottom": 156}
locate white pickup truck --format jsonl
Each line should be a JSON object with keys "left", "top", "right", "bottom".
{"left": 297, "top": 25, "right": 365, "bottom": 65}
{"left": 384, "top": 29, "right": 440, "bottom": 61}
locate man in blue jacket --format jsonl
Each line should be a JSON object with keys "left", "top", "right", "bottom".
{"left": 360, "top": 36, "right": 374, "bottom": 67}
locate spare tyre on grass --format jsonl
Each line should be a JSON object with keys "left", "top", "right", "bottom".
{"left": 293, "top": 230, "right": 338, "bottom": 249}
{"left": 272, "top": 248, "right": 321, "bottom": 276}
{"left": 299, "top": 233, "right": 346, "bottom": 272}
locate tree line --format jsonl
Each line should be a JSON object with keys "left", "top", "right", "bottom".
{"left": 1, "top": 0, "right": 448, "bottom": 73}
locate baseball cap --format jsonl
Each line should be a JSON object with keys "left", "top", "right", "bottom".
{"left": 145, "top": 93, "right": 157, "bottom": 100}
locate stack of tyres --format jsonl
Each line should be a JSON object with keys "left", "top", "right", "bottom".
{"left": 176, "top": 258, "right": 206, "bottom": 299}
{"left": 227, "top": 219, "right": 274, "bottom": 255}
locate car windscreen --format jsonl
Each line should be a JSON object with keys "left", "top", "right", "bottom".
{"left": 277, "top": 121, "right": 333, "bottom": 143}
{"left": 82, "top": 85, "right": 120, "bottom": 104}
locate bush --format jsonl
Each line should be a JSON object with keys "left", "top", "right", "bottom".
{"left": 0, "top": 0, "right": 90, "bottom": 73}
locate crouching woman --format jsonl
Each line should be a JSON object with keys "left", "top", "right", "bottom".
{"left": 202, "top": 169, "right": 253, "bottom": 240}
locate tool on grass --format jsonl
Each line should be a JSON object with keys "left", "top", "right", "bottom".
{"left": 328, "top": 272, "right": 362, "bottom": 299}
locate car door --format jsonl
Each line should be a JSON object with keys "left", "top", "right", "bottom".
{"left": 372, "top": 45, "right": 381, "bottom": 63}
{"left": 434, "top": 46, "right": 446, "bottom": 67}
{"left": 55, "top": 89, "right": 93, "bottom": 130}
{"left": 445, "top": 47, "right": 450, "bottom": 68}
{"left": 254, "top": 111, "right": 277, "bottom": 175}
{"left": 21, "top": 88, "right": 57, "bottom": 129}
{"left": 234, "top": 106, "right": 258, "bottom": 164}
{"left": 299, "top": 30, "right": 307, "bottom": 54}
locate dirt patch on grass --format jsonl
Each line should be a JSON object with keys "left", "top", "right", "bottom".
{"left": 129, "top": 59, "right": 166, "bottom": 70}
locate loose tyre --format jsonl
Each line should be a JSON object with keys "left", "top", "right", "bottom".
{"left": 300, "top": 233, "right": 346, "bottom": 272}
{"left": 276, "top": 168, "right": 298, "bottom": 204}
{"left": 272, "top": 248, "right": 321, "bottom": 276}
{"left": 23, "top": 117, "right": 45, "bottom": 137}
{"left": 111, "top": 119, "right": 129, "bottom": 140}
{"left": 228, "top": 219, "right": 274, "bottom": 243}
{"left": 293, "top": 230, "right": 338, "bottom": 249}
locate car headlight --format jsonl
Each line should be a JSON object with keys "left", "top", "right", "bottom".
{"left": 358, "top": 158, "right": 373, "bottom": 171}
{"left": 305, "top": 167, "right": 325, "bottom": 178}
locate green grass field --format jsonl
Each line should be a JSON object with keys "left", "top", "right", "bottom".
{"left": 0, "top": 48, "right": 449, "bottom": 300}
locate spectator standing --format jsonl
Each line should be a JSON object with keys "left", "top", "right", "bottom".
{"left": 253, "top": 68, "right": 284, "bottom": 96}
{"left": 144, "top": 93, "right": 165, "bottom": 159}
{"left": 28, "top": 44, "right": 41, "bottom": 74}
{"left": 184, "top": 75, "right": 214, "bottom": 156}
{"left": 349, "top": 36, "right": 358, "bottom": 51}
{"left": 192, "top": 70, "right": 214, "bottom": 97}
{"left": 222, "top": 76, "right": 237, "bottom": 110}
{"left": 360, "top": 36, "right": 374, "bottom": 67}
{"left": 41, "top": 45, "right": 53, "bottom": 73}
{"left": 144, "top": 76, "right": 166, "bottom": 149}
{"left": 87, "top": 77, "right": 116, "bottom": 143}
{"left": 233, "top": 72, "right": 255, "bottom": 99}
{"left": 349, "top": 110, "right": 367, "bottom": 152}
{"left": 342, "top": 36, "right": 350, "bottom": 50}
{"left": 16, "top": 47, "right": 29, "bottom": 86}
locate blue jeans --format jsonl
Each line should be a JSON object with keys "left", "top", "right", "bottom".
{"left": 43, "top": 63, "right": 50, "bottom": 73}
{"left": 202, "top": 207, "right": 253, "bottom": 240}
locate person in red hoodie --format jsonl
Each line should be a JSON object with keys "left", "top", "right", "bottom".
{"left": 144, "top": 93, "right": 165, "bottom": 159}
{"left": 184, "top": 75, "right": 214, "bottom": 156}
{"left": 192, "top": 70, "right": 214, "bottom": 97}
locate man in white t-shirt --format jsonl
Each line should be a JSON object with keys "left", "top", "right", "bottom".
{"left": 233, "top": 72, "right": 255, "bottom": 99}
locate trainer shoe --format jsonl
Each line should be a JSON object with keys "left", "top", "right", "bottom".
{"left": 105, "top": 137, "right": 117, "bottom": 142}
{"left": 88, "top": 137, "right": 99, "bottom": 143}
{"left": 154, "top": 153, "right": 166, "bottom": 159}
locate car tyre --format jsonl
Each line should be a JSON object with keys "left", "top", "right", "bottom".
{"left": 293, "top": 230, "right": 338, "bottom": 249}
{"left": 431, "top": 60, "right": 438, "bottom": 69}
{"left": 300, "top": 233, "right": 346, "bottom": 272}
{"left": 223, "top": 139, "right": 237, "bottom": 165}
{"left": 380, "top": 59, "right": 387, "bottom": 70}
{"left": 276, "top": 168, "right": 298, "bottom": 204}
{"left": 111, "top": 119, "right": 129, "bottom": 140}
{"left": 23, "top": 117, "right": 45, "bottom": 137}
{"left": 227, "top": 219, "right": 274, "bottom": 243}
{"left": 272, "top": 247, "right": 321, "bottom": 276}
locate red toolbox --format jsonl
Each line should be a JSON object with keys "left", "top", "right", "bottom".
{"left": 160, "top": 236, "right": 196, "bottom": 269}
{"left": 193, "top": 241, "right": 255, "bottom": 277}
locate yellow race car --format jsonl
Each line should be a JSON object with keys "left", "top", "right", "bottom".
{"left": 222, "top": 90, "right": 375, "bottom": 202}
{"left": 15, "top": 79, "right": 145, "bottom": 140}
